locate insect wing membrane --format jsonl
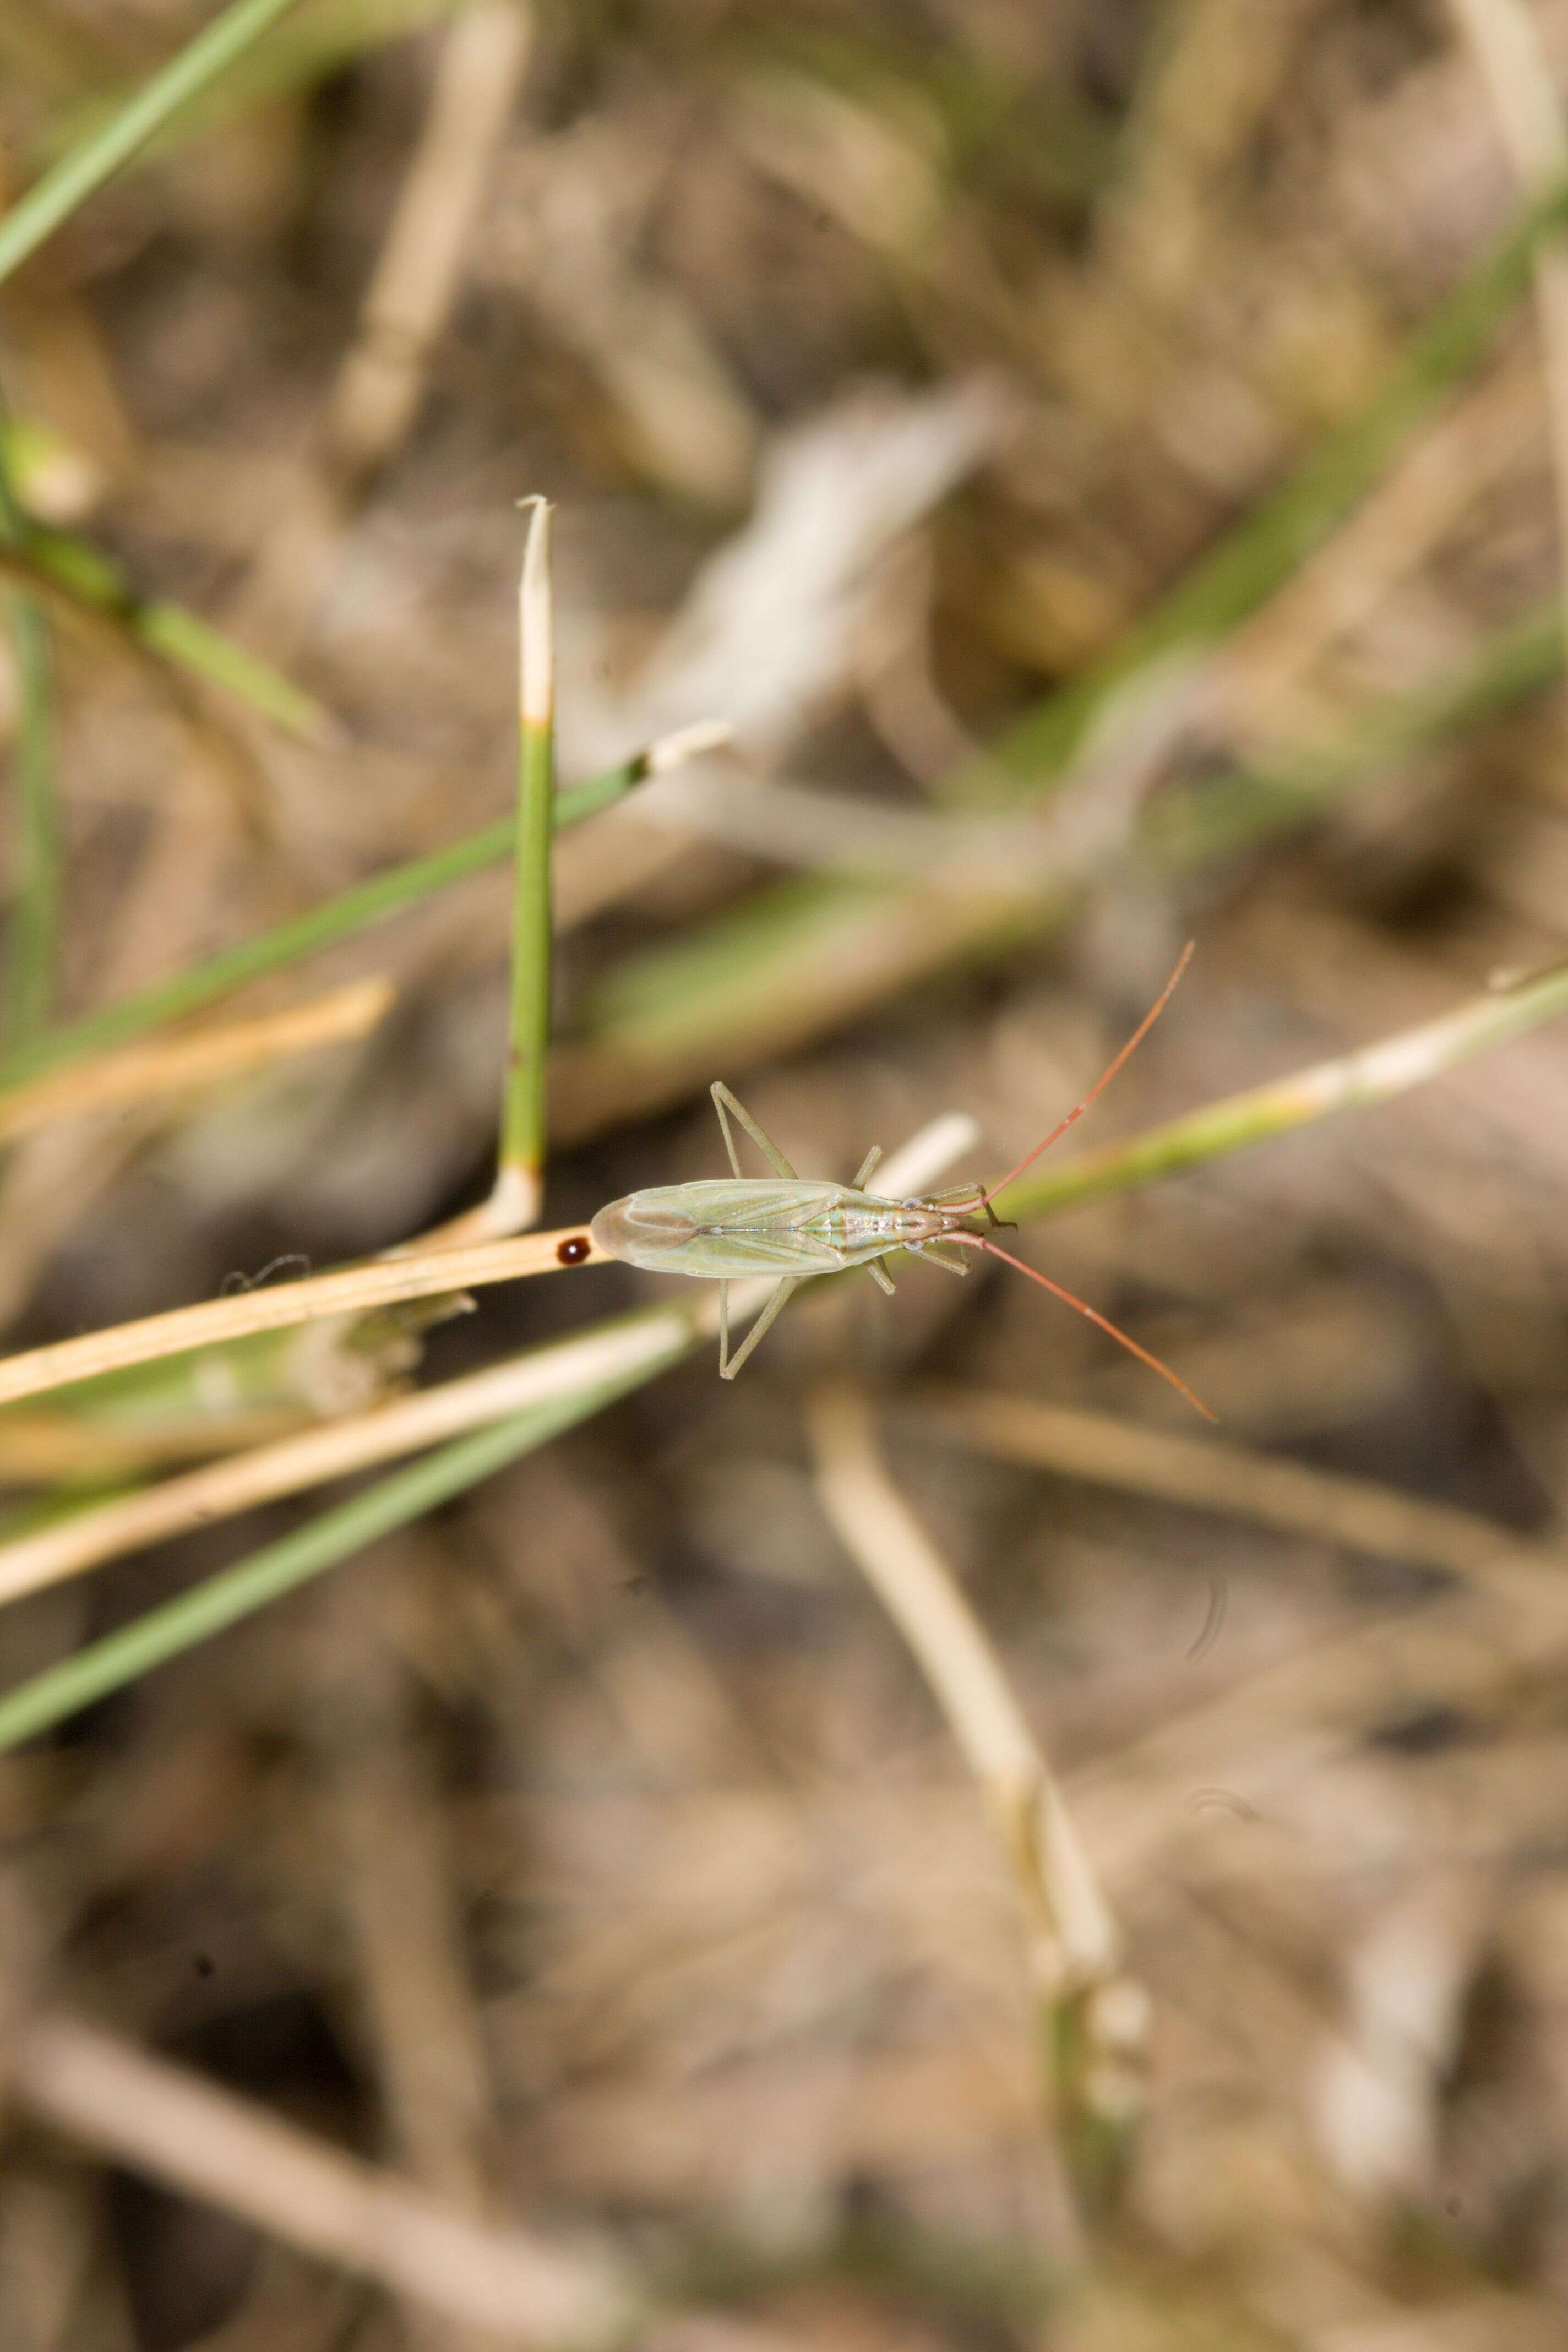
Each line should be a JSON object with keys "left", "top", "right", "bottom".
{"left": 591, "top": 1180, "right": 851, "bottom": 1277}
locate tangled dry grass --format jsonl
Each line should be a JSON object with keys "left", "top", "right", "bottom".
{"left": 9, "top": 2, "right": 1568, "bottom": 2346}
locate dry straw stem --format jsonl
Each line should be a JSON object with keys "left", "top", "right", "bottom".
{"left": 239, "top": 0, "right": 534, "bottom": 655}
{"left": 325, "top": 0, "right": 533, "bottom": 488}
{"left": 805, "top": 1380, "right": 1120, "bottom": 1995}
{"left": 0, "top": 1308, "right": 698, "bottom": 1607}
{"left": 9, "top": 2010, "right": 630, "bottom": 2344}
{"left": 0, "top": 977, "right": 394, "bottom": 1148}
{"left": 1, "top": 945, "right": 1564, "bottom": 1448}
{"left": 0, "top": 1227, "right": 610, "bottom": 1412}
{"left": 0, "top": 1117, "right": 980, "bottom": 1606}
{"left": 805, "top": 1381, "right": 1141, "bottom": 2209}
{"left": 4, "top": 954, "right": 1568, "bottom": 1559}
{"left": 0, "top": 1120, "right": 974, "bottom": 1755}
{"left": 914, "top": 1390, "right": 1568, "bottom": 1591}
{"left": 1066, "top": 1529, "right": 1568, "bottom": 1898}
{"left": 1447, "top": 0, "right": 1568, "bottom": 649}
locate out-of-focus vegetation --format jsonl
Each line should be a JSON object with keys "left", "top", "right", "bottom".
{"left": 8, "top": 2, "right": 1568, "bottom": 2346}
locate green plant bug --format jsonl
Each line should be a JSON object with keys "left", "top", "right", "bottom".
{"left": 591, "top": 946, "right": 1211, "bottom": 1412}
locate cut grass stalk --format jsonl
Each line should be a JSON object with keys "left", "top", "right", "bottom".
{"left": 1, "top": 520, "right": 334, "bottom": 741}
{"left": 494, "top": 496, "right": 554, "bottom": 1232}
{"left": 0, "top": 723, "right": 727, "bottom": 1093}
{"left": 4, "top": 961, "right": 1562, "bottom": 1427}
{"left": 0, "top": 0, "right": 307, "bottom": 289}
{"left": 990, "top": 954, "right": 1568, "bottom": 1223}
{"left": 0, "top": 1226, "right": 612, "bottom": 1412}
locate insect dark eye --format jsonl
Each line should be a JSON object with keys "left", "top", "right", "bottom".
{"left": 556, "top": 1234, "right": 591, "bottom": 1265}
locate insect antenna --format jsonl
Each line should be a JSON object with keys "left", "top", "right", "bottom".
{"left": 966, "top": 941, "right": 1194, "bottom": 1214}
{"left": 949, "top": 1229, "right": 1215, "bottom": 1420}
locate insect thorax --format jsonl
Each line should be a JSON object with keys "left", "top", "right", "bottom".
{"left": 812, "top": 1194, "right": 952, "bottom": 1258}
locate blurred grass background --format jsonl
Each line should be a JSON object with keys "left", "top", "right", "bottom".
{"left": 10, "top": 1, "right": 1568, "bottom": 2345}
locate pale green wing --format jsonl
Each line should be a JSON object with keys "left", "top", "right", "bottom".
{"left": 673, "top": 1179, "right": 852, "bottom": 1233}
{"left": 662, "top": 1228, "right": 845, "bottom": 1278}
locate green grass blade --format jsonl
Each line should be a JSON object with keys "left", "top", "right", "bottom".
{"left": 0, "top": 406, "right": 59, "bottom": 1049}
{"left": 988, "top": 170, "right": 1568, "bottom": 793}
{"left": 0, "top": 0, "right": 306, "bottom": 288}
{"left": 569, "top": 601, "right": 1567, "bottom": 1089}
{"left": 1145, "top": 599, "right": 1566, "bottom": 870}
{"left": 2, "top": 595, "right": 58, "bottom": 1050}
{"left": 30, "top": 0, "right": 457, "bottom": 178}
{"left": 6, "top": 520, "right": 333, "bottom": 741}
{"left": 497, "top": 498, "right": 556, "bottom": 1221}
{"left": 557, "top": 176, "right": 1568, "bottom": 1095}
{"left": 0, "top": 755, "right": 654, "bottom": 1092}
{"left": 0, "top": 1374, "right": 655, "bottom": 1757}
{"left": 993, "top": 957, "right": 1568, "bottom": 1222}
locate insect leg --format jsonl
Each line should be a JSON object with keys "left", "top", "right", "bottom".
{"left": 852, "top": 1144, "right": 883, "bottom": 1190}
{"left": 721, "top": 1277, "right": 802, "bottom": 1380}
{"left": 711, "top": 1081, "right": 798, "bottom": 1180}
{"left": 717, "top": 1281, "right": 731, "bottom": 1375}
{"left": 912, "top": 1243, "right": 971, "bottom": 1277}
{"left": 868, "top": 1258, "right": 896, "bottom": 1295}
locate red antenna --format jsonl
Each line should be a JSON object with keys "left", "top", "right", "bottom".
{"left": 948, "top": 1229, "right": 1215, "bottom": 1420}
{"left": 967, "top": 941, "right": 1195, "bottom": 1213}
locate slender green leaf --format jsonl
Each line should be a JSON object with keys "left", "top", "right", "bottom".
{"left": 0, "top": 400, "right": 59, "bottom": 1048}
{"left": 498, "top": 499, "right": 556, "bottom": 1206}
{"left": 0, "top": 754, "right": 655, "bottom": 1092}
{"left": 2, "top": 597, "right": 58, "bottom": 1050}
{"left": 0, "top": 1325, "right": 687, "bottom": 1754}
{"left": 5, "top": 520, "right": 332, "bottom": 741}
{"left": 0, "top": 0, "right": 306, "bottom": 288}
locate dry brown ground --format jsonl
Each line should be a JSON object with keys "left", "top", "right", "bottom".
{"left": 8, "top": 2, "right": 1568, "bottom": 2345}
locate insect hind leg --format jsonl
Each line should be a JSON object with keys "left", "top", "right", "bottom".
{"left": 711, "top": 1081, "right": 797, "bottom": 1180}
{"left": 721, "top": 1277, "right": 802, "bottom": 1379}
{"left": 911, "top": 1242, "right": 971, "bottom": 1277}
